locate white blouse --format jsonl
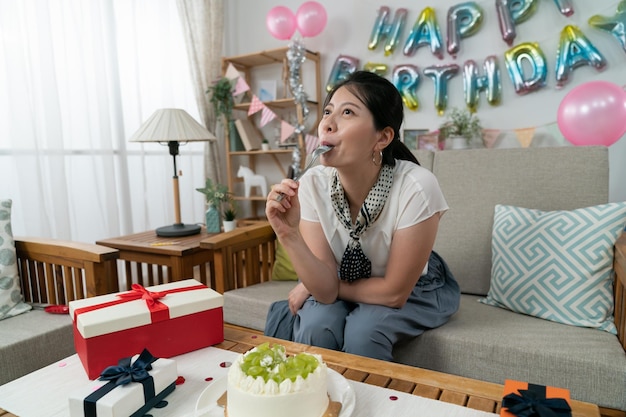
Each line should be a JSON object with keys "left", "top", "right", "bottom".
{"left": 299, "top": 159, "right": 448, "bottom": 277}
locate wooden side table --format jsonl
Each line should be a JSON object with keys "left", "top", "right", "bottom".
{"left": 96, "top": 228, "right": 217, "bottom": 290}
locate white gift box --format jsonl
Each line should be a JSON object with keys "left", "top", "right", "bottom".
{"left": 68, "top": 352, "right": 177, "bottom": 417}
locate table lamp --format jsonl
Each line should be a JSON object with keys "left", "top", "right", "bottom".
{"left": 129, "top": 108, "right": 216, "bottom": 237}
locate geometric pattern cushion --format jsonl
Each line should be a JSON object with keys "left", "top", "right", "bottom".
{"left": 479, "top": 203, "right": 626, "bottom": 334}
{"left": 0, "top": 199, "right": 31, "bottom": 320}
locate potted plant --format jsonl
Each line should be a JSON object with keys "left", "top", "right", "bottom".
{"left": 196, "top": 178, "right": 232, "bottom": 233}
{"left": 261, "top": 139, "right": 270, "bottom": 151}
{"left": 207, "top": 77, "right": 244, "bottom": 151}
{"left": 438, "top": 108, "right": 483, "bottom": 149}
{"left": 222, "top": 202, "right": 237, "bottom": 232}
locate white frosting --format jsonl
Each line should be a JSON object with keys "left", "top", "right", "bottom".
{"left": 227, "top": 347, "right": 329, "bottom": 417}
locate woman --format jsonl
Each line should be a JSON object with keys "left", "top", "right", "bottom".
{"left": 265, "top": 71, "right": 460, "bottom": 361}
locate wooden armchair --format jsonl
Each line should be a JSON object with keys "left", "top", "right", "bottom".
{"left": 199, "top": 221, "right": 277, "bottom": 294}
{"left": 614, "top": 232, "right": 626, "bottom": 352}
{"left": 15, "top": 237, "right": 120, "bottom": 304}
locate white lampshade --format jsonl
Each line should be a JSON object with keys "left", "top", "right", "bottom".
{"left": 129, "top": 108, "right": 216, "bottom": 143}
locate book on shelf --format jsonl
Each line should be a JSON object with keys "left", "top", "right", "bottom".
{"left": 234, "top": 119, "right": 263, "bottom": 151}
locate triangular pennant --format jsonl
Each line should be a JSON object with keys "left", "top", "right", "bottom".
{"left": 259, "top": 106, "right": 277, "bottom": 127}
{"left": 233, "top": 77, "right": 250, "bottom": 96}
{"left": 248, "top": 95, "right": 263, "bottom": 116}
{"left": 482, "top": 129, "right": 501, "bottom": 149}
{"left": 514, "top": 127, "right": 535, "bottom": 148}
{"left": 225, "top": 63, "right": 240, "bottom": 80}
{"left": 281, "top": 121, "right": 295, "bottom": 143}
{"left": 305, "top": 134, "right": 320, "bottom": 154}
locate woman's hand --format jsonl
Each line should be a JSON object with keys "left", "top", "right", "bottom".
{"left": 265, "top": 179, "right": 301, "bottom": 239}
{"left": 288, "top": 282, "right": 310, "bottom": 315}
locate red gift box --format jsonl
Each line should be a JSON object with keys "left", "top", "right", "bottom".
{"left": 501, "top": 379, "right": 572, "bottom": 417}
{"left": 69, "top": 279, "right": 223, "bottom": 379}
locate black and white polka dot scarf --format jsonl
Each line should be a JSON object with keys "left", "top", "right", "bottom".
{"left": 331, "top": 164, "right": 393, "bottom": 282}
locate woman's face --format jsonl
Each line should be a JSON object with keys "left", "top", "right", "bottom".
{"left": 317, "top": 86, "right": 380, "bottom": 168}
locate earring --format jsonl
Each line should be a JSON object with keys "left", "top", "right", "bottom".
{"left": 372, "top": 150, "right": 383, "bottom": 166}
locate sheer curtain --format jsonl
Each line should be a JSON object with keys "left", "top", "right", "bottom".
{"left": 0, "top": 0, "right": 207, "bottom": 243}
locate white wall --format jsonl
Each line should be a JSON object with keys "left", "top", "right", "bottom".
{"left": 224, "top": 0, "right": 625, "bottom": 202}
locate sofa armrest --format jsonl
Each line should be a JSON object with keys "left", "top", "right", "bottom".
{"left": 614, "top": 232, "right": 626, "bottom": 352}
{"left": 200, "top": 222, "right": 276, "bottom": 293}
{"left": 15, "top": 237, "right": 119, "bottom": 304}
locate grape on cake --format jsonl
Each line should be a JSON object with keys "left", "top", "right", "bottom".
{"left": 226, "top": 343, "right": 330, "bottom": 417}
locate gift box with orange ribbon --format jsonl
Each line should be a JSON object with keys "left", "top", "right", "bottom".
{"left": 69, "top": 279, "right": 223, "bottom": 379}
{"left": 501, "top": 379, "right": 572, "bottom": 417}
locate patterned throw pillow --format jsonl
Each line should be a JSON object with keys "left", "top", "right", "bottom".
{"left": 0, "top": 199, "right": 31, "bottom": 320}
{"left": 480, "top": 203, "right": 626, "bottom": 334}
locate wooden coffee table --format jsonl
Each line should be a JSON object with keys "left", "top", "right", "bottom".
{"left": 219, "top": 324, "right": 600, "bottom": 417}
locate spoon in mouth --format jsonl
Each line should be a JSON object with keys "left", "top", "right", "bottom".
{"left": 275, "top": 145, "right": 333, "bottom": 202}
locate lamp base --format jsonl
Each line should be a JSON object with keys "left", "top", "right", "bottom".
{"left": 155, "top": 223, "right": 201, "bottom": 237}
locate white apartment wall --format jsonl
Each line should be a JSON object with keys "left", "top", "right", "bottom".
{"left": 224, "top": 0, "right": 625, "bottom": 203}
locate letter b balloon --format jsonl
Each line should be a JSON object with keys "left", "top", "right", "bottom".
{"left": 557, "top": 81, "right": 626, "bottom": 146}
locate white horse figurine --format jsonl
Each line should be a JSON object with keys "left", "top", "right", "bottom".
{"left": 237, "top": 166, "right": 268, "bottom": 198}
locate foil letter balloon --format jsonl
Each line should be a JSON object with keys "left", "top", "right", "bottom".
{"left": 555, "top": 25, "right": 607, "bottom": 88}
{"left": 463, "top": 56, "right": 502, "bottom": 112}
{"left": 589, "top": 4, "right": 626, "bottom": 53}
{"left": 403, "top": 7, "right": 444, "bottom": 59}
{"left": 368, "top": 6, "right": 408, "bottom": 56}
{"left": 363, "top": 62, "right": 389, "bottom": 76}
{"left": 495, "top": 0, "right": 539, "bottom": 45}
{"left": 504, "top": 42, "right": 547, "bottom": 95}
{"left": 423, "top": 64, "right": 460, "bottom": 115}
{"left": 325, "top": 55, "right": 360, "bottom": 92}
{"left": 447, "top": 2, "right": 484, "bottom": 58}
{"left": 392, "top": 65, "right": 421, "bottom": 111}
{"left": 553, "top": 0, "right": 574, "bottom": 17}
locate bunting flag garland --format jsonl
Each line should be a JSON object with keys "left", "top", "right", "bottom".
{"left": 233, "top": 77, "right": 250, "bottom": 96}
{"left": 514, "top": 127, "right": 536, "bottom": 148}
{"left": 259, "top": 106, "right": 277, "bottom": 127}
{"left": 482, "top": 129, "right": 502, "bottom": 149}
{"left": 248, "top": 95, "right": 264, "bottom": 116}
{"left": 305, "top": 134, "right": 320, "bottom": 154}
{"left": 225, "top": 63, "right": 240, "bottom": 80}
{"left": 281, "top": 121, "right": 295, "bottom": 143}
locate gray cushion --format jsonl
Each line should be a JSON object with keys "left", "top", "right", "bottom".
{"left": 393, "top": 294, "right": 626, "bottom": 411}
{"left": 223, "top": 281, "right": 296, "bottom": 331}
{"left": 431, "top": 147, "right": 609, "bottom": 295}
{"left": 0, "top": 310, "right": 74, "bottom": 385}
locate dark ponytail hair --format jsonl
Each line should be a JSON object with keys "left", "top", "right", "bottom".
{"left": 324, "top": 71, "right": 420, "bottom": 166}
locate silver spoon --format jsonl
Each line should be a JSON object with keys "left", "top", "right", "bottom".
{"left": 275, "top": 145, "right": 333, "bottom": 202}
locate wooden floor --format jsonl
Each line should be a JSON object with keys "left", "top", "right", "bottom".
{"left": 220, "top": 324, "right": 605, "bottom": 417}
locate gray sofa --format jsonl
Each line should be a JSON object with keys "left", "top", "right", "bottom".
{"left": 202, "top": 146, "right": 626, "bottom": 414}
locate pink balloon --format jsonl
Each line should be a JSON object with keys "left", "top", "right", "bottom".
{"left": 266, "top": 6, "right": 297, "bottom": 40}
{"left": 557, "top": 81, "right": 626, "bottom": 146}
{"left": 296, "top": 1, "right": 327, "bottom": 38}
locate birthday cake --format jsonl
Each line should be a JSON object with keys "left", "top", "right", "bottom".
{"left": 226, "top": 343, "right": 329, "bottom": 417}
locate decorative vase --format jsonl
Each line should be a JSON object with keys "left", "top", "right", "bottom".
{"left": 261, "top": 143, "right": 270, "bottom": 151}
{"left": 223, "top": 220, "right": 237, "bottom": 233}
{"left": 205, "top": 205, "right": 221, "bottom": 233}
{"left": 445, "top": 136, "right": 469, "bottom": 150}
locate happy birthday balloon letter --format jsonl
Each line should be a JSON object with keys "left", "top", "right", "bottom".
{"left": 446, "top": 2, "right": 484, "bottom": 58}
{"left": 589, "top": 1, "right": 626, "bottom": 53}
{"left": 463, "top": 56, "right": 502, "bottom": 112}
{"left": 496, "top": 0, "right": 539, "bottom": 46}
{"left": 553, "top": 0, "right": 574, "bottom": 17}
{"left": 403, "top": 7, "right": 444, "bottom": 59}
{"left": 368, "top": 6, "right": 408, "bottom": 56}
{"left": 504, "top": 42, "right": 547, "bottom": 95}
{"left": 423, "top": 64, "right": 460, "bottom": 115}
{"left": 325, "top": 55, "right": 360, "bottom": 92}
{"left": 557, "top": 81, "right": 626, "bottom": 146}
{"left": 392, "top": 64, "right": 421, "bottom": 111}
{"left": 266, "top": 6, "right": 297, "bottom": 40}
{"left": 555, "top": 25, "right": 606, "bottom": 88}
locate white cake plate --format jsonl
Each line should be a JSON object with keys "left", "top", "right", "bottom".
{"left": 194, "top": 369, "right": 355, "bottom": 417}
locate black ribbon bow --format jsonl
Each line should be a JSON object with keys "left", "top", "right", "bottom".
{"left": 99, "top": 348, "right": 157, "bottom": 386}
{"left": 503, "top": 385, "right": 572, "bottom": 417}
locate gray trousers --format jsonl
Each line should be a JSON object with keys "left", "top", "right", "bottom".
{"left": 265, "top": 251, "right": 460, "bottom": 361}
